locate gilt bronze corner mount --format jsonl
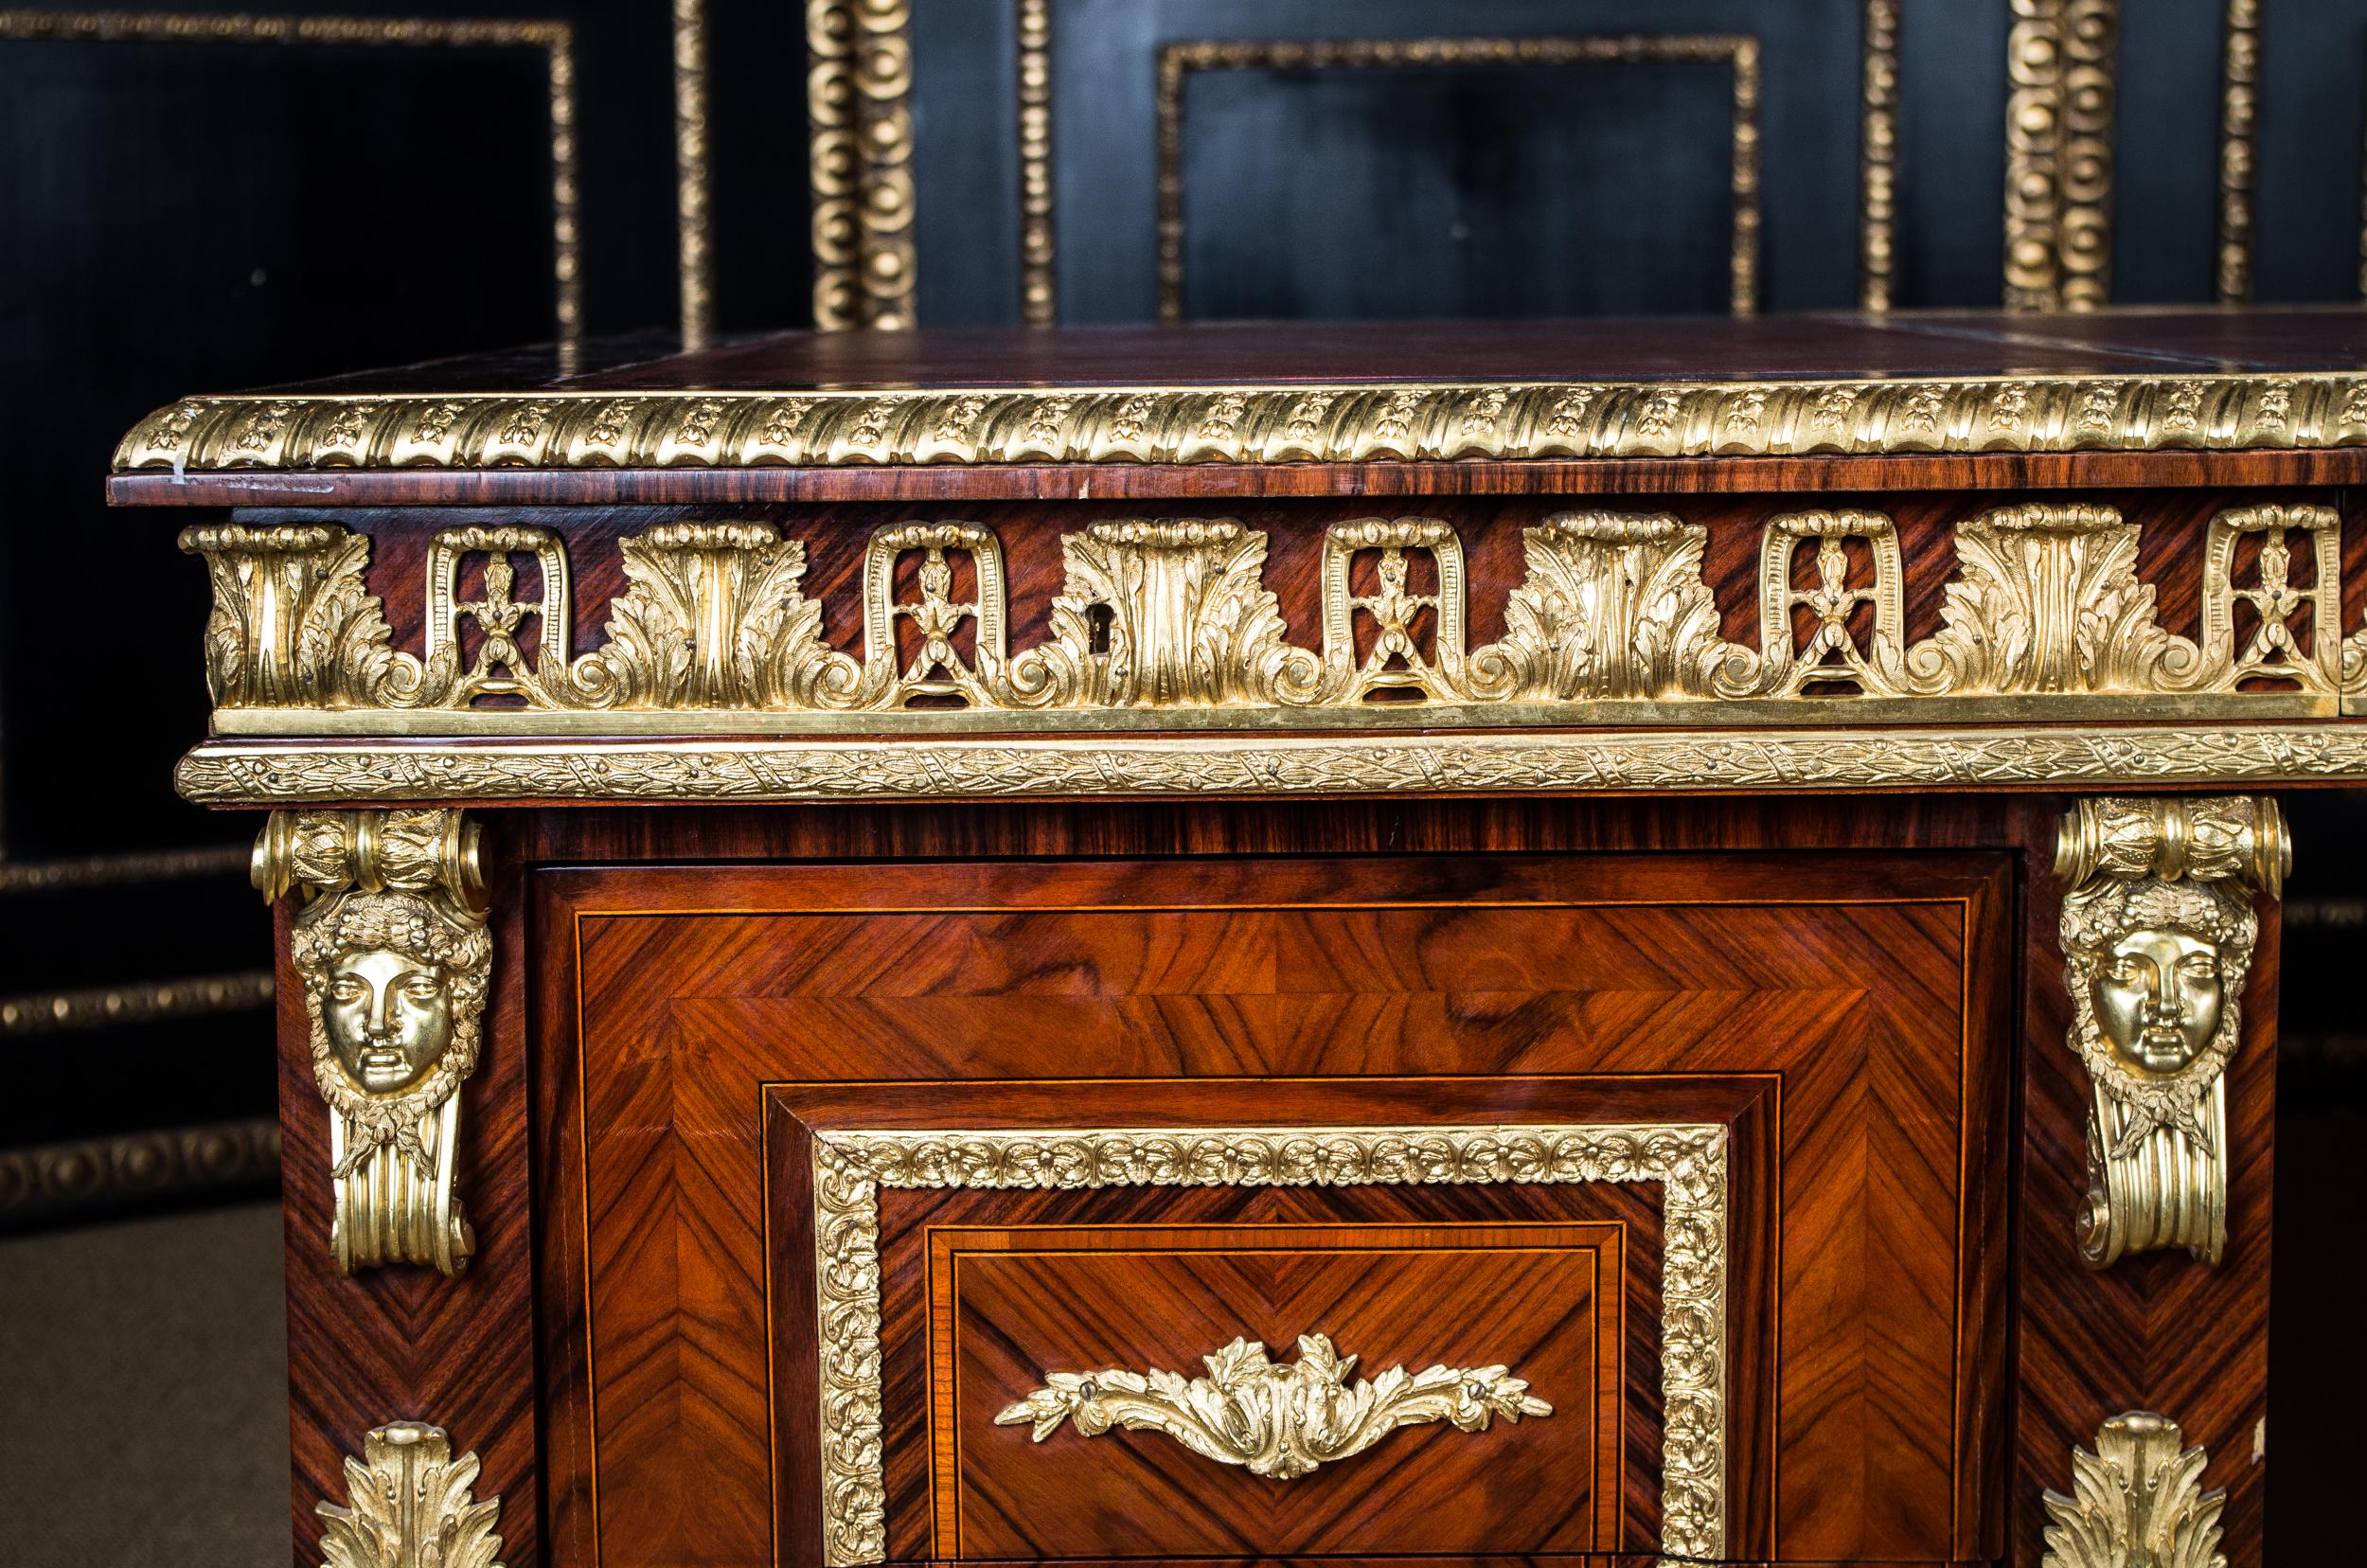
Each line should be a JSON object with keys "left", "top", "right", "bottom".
{"left": 258, "top": 810, "right": 490, "bottom": 1279}
{"left": 2053, "top": 795, "right": 2286, "bottom": 1269}
{"left": 2040, "top": 1410, "right": 2226, "bottom": 1568}
{"left": 316, "top": 1420, "right": 505, "bottom": 1568}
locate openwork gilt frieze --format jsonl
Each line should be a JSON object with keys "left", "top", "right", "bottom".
{"left": 181, "top": 500, "right": 2358, "bottom": 735}
{"left": 994, "top": 1333, "right": 1551, "bottom": 1478}
{"left": 2052, "top": 795, "right": 2287, "bottom": 1268}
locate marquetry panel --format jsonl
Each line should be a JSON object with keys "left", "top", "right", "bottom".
{"left": 534, "top": 846, "right": 2009, "bottom": 1566}
{"left": 2011, "top": 845, "right": 2281, "bottom": 1562}
{"left": 909, "top": 1212, "right": 1637, "bottom": 1557}
{"left": 279, "top": 885, "right": 541, "bottom": 1566}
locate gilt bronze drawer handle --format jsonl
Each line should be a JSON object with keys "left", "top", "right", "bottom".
{"left": 993, "top": 1332, "right": 1551, "bottom": 1479}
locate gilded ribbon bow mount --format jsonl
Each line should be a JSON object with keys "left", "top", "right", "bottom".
{"left": 994, "top": 1332, "right": 1552, "bottom": 1479}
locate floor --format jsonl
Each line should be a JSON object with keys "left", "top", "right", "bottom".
{"left": 2, "top": 1200, "right": 289, "bottom": 1566}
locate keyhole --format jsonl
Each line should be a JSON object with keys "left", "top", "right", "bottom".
{"left": 1085, "top": 602, "right": 1114, "bottom": 655}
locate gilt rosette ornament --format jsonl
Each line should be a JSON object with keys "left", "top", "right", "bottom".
{"left": 995, "top": 1333, "right": 1551, "bottom": 1479}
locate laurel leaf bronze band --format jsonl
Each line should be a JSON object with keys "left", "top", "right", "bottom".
{"left": 810, "top": 1122, "right": 1728, "bottom": 1563}
{"left": 173, "top": 723, "right": 2367, "bottom": 807}
{"left": 114, "top": 373, "right": 2367, "bottom": 472}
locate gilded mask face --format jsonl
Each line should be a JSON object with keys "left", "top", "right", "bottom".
{"left": 2091, "top": 927, "right": 2224, "bottom": 1075}
{"left": 325, "top": 948, "right": 453, "bottom": 1095}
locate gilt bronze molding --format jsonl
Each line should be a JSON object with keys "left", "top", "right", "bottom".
{"left": 258, "top": 810, "right": 489, "bottom": 1278}
{"left": 2006, "top": 0, "right": 2118, "bottom": 311}
{"left": 117, "top": 372, "right": 2367, "bottom": 471}
{"left": 2216, "top": 0, "right": 2259, "bottom": 305}
{"left": 316, "top": 1420, "right": 505, "bottom": 1568}
{"left": 671, "top": 0, "right": 712, "bottom": 347}
{"left": 2053, "top": 796, "right": 2287, "bottom": 1268}
{"left": 2040, "top": 1411, "right": 2226, "bottom": 1568}
{"left": 179, "top": 503, "right": 2356, "bottom": 741}
{"left": 806, "top": 0, "right": 914, "bottom": 330}
{"left": 812, "top": 1123, "right": 1727, "bottom": 1563}
{"left": 0, "top": 1116, "right": 280, "bottom": 1221}
{"left": 1860, "top": 0, "right": 1901, "bottom": 310}
{"left": 177, "top": 724, "right": 2367, "bottom": 808}
{"left": 996, "top": 1332, "right": 1552, "bottom": 1479}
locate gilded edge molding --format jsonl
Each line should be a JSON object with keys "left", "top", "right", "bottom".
{"left": 317, "top": 1420, "right": 505, "bottom": 1568}
{"left": 810, "top": 1123, "right": 1727, "bottom": 1563}
{"left": 0, "top": 1116, "right": 281, "bottom": 1221}
{"left": 2006, "top": 0, "right": 2118, "bottom": 312}
{"left": 1015, "top": 0, "right": 1053, "bottom": 326}
{"left": 993, "top": 1332, "right": 1553, "bottom": 1479}
{"left": 2053, "top": 796, "right": 2287, "bottom": 1268}
{"left": 257, "top": 810, "right": 490, "bottom": 1278}
{"left": 1152, "top": 35, "right": 1761, "bottom": 324}
{"left": 2040, "top": 1411, "right": 2227, "bottom": 1568}
{"left": 116, "top": 374, "right": 2367, "bottom": 470}
{"left": 0, "top": 970, "right": 274, "bottom": 1036}
{"left": 177, "top": 725, "right": 2367, "bottom": 807}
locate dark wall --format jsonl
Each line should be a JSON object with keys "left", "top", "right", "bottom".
{"left": 906, "top": 0, "right": 2367, "bottom": 324}
{"left": 0, "top": 0, "right": 799, "bottom": 1207}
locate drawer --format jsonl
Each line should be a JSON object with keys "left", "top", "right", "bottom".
{"left": 539, "top": 850, "right": 2011, "bottom": 1566}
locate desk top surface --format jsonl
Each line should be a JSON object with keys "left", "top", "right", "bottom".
{"left": 109, "top": 307, "right": 2367, "bottom": 502}
{"left": 235, "top": 308, "right": 2367, "bottom": 394}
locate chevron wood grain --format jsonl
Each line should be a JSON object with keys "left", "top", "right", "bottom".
{"left": 523, "top": 827, "right": 2011, "bottom": 1568}
{"left": 2012, "top": 814, "right": 2279, "bottom": 1568}
{"left": 914, "top": 1212, "right": 1635, "bottom": 1556}
{"left": 279, "top": 881, "right": 541, "bottom": 1568}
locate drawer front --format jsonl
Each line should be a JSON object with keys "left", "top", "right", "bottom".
{"left": 540, "top": 851, "right": 2009, "bottom": 1566}
{"left": 925, "top": 1218, "right": 1630, "bottom": 1556}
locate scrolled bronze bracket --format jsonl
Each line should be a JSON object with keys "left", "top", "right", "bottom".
{"left": 2053, "top": 795, "right": 2287, "bottom": 1268}
{"left": 257, "top": 809, "right": 489, "bottom": 1278}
